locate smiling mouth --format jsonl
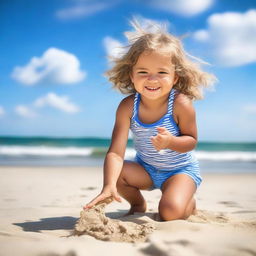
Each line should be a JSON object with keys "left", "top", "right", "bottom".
{"left": 145, "top": 86, "right": 160, "bottom": 91}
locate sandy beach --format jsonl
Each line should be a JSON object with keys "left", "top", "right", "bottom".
{"left": 0, "top": 166, "right": 255, "bottom": 256}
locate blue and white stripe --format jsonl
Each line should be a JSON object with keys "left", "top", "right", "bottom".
{"left": 130, "top": 89, "right": 198, "bottom": 171}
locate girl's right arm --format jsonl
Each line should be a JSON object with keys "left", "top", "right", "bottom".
{"left": 83, "top": 95, "right": 133, "bottom": 209}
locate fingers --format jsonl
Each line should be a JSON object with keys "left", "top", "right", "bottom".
{"left": 95, "top": 196, "right": 114, "bottom": 205}
{"left": 83, "top": 191, "right": 122, "bottom": 210}
{"left": 83, "top": 194, "right": 106, "bottom": 210}
{"left": 113, "top": 192, "right": 122, "bottom": 203}
{"left": 157, "top": 126, "right": 167, "bottom": 134}
{"left": 150, "top": 136, "right": 161, "bottom": 151}
{"left": 151, "top": 127, "right": 171, "bottom": 151}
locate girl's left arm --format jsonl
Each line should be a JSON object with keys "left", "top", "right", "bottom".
{"left": 151, "top": 93, "right": 198, "bottom": 153}
{"left": 168, "top": 93, "right": 198, "bottom": 153}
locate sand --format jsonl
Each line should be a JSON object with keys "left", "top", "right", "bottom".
{"left": 0, "top": 166, "right": 256, "bottom": 256}
{"left": 74, "top": 197, "right": 155, "bottom": 242}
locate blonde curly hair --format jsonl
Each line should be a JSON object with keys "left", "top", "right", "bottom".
{"left": 105, "top": 18, "right": 216, "bottom": 100}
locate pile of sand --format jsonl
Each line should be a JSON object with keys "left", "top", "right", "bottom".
{"left": 74, "top": 197, "right": 155, "bottom": 243}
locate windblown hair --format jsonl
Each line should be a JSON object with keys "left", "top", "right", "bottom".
{"left": 105, "top": 18, "right": 216, "bottom": 100}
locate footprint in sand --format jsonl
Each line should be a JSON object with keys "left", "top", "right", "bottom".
{"left": 188, "top": 210, "right": 256, "bottom": 230}
{"left": 81, "top": 187, "right": 97, "bottom": 191}
{"left": 74, "top": 197, "right": 155, "bottom": 243}
{"left": 218, "top": 201, "right": 242, "bottom": 208}
{"left": 187, "top": 210, "right": 229, "bottom": 224}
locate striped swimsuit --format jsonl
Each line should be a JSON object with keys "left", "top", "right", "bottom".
{"left": 130, "top": 89, "right": 202, "bottom": 189}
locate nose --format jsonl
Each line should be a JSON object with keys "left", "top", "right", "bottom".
{"left": 147, "top": 74, "right": 158, "bottom": 82}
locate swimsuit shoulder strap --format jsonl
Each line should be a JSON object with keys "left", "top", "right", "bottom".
{"left": 132, "top": 92, "right": 140, "bottom": 119}
{"left": 167, "top": 89, "right": 177, "bottom": 116}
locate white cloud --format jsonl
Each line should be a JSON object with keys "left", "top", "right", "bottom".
{"left": 12, "top": 48, "right": 86, "bottom": 85}
{"left": 103, "top": 37, "right": 126, "bottom": 59}
{"left": 34, "top": 92, "right": 80, "bottom": 113}
{"left": 56, "top": 1, "right": 113, "bottom": 20}
{"left": 148, "top": 0, "right": 214, "bottom": 16}
{"left": 243, "top": 103, "right": 256, "bottom": 114}
{"left": 193, "top": 29, "right": 209, "bottom": 41}
{"left": 15, "top": 105, "right": 37, "bottom": 118}
{"left": 194, "top": 9, "right": 256, "bottom": 67}
{"left": 0, "top": 106, "right": 5, "bottom": 117}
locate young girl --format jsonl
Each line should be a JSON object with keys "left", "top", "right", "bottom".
{"left": 84, "top": 20, "right": 215, "bottom": 221}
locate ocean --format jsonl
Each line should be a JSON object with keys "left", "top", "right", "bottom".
{"left": 0, "top": 136, "right": 255, "bottom": 173}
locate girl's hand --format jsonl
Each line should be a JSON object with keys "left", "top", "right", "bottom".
{"left": 83, "top": 185, "right": 122, "bottom": 210}
{"left": 150, "top": 127, "right": 173, "bottom": 151}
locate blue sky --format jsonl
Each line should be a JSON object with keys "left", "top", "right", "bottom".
{"left": 0, "top": 0, "right": 256, "bottom": 141}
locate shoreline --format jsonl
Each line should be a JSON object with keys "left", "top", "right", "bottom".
{"left": 0, "top": 162, "right": 255, "bottom": 174}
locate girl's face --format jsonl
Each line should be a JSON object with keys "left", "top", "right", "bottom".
{"left": 130, "top": 50, "right": 178, "bottom": 100}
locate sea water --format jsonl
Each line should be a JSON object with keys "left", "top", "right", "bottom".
{"left": 0, "top": 136, "right": 255, "bottom": 173}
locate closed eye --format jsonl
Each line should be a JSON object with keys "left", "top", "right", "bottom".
{"left": 159, "top": 71, "right": 169, "bottom": 74}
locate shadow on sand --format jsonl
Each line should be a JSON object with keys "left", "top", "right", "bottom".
{"left": 13, "top": 216, "right": 78, "bottom": 232}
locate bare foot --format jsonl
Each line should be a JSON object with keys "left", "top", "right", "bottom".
{"left": 125, "top": 201, "right": 147, "bottom": 216}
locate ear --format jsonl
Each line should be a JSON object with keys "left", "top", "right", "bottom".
{"left": 129, "top": 71, "right": 134, "bottom": 83}
{"left": 173, "top": 74, "right": 179, "bottom": 85}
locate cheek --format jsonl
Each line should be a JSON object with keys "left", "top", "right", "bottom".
{"left": 161, "top": 77, "right": 173, "bottom": 83}
{"left": 133, "top": 76, "right": 145, "bottom": 83}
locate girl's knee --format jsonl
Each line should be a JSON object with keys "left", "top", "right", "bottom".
{"left": 158, "top": 199, "right": 186, "bottom": 221}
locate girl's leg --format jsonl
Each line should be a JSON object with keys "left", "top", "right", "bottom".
{"left": 159, "top": 173, "right": 197, "bottom": 221}
{"left": 116, "top": 160, "right": 153, "bottom": 214}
